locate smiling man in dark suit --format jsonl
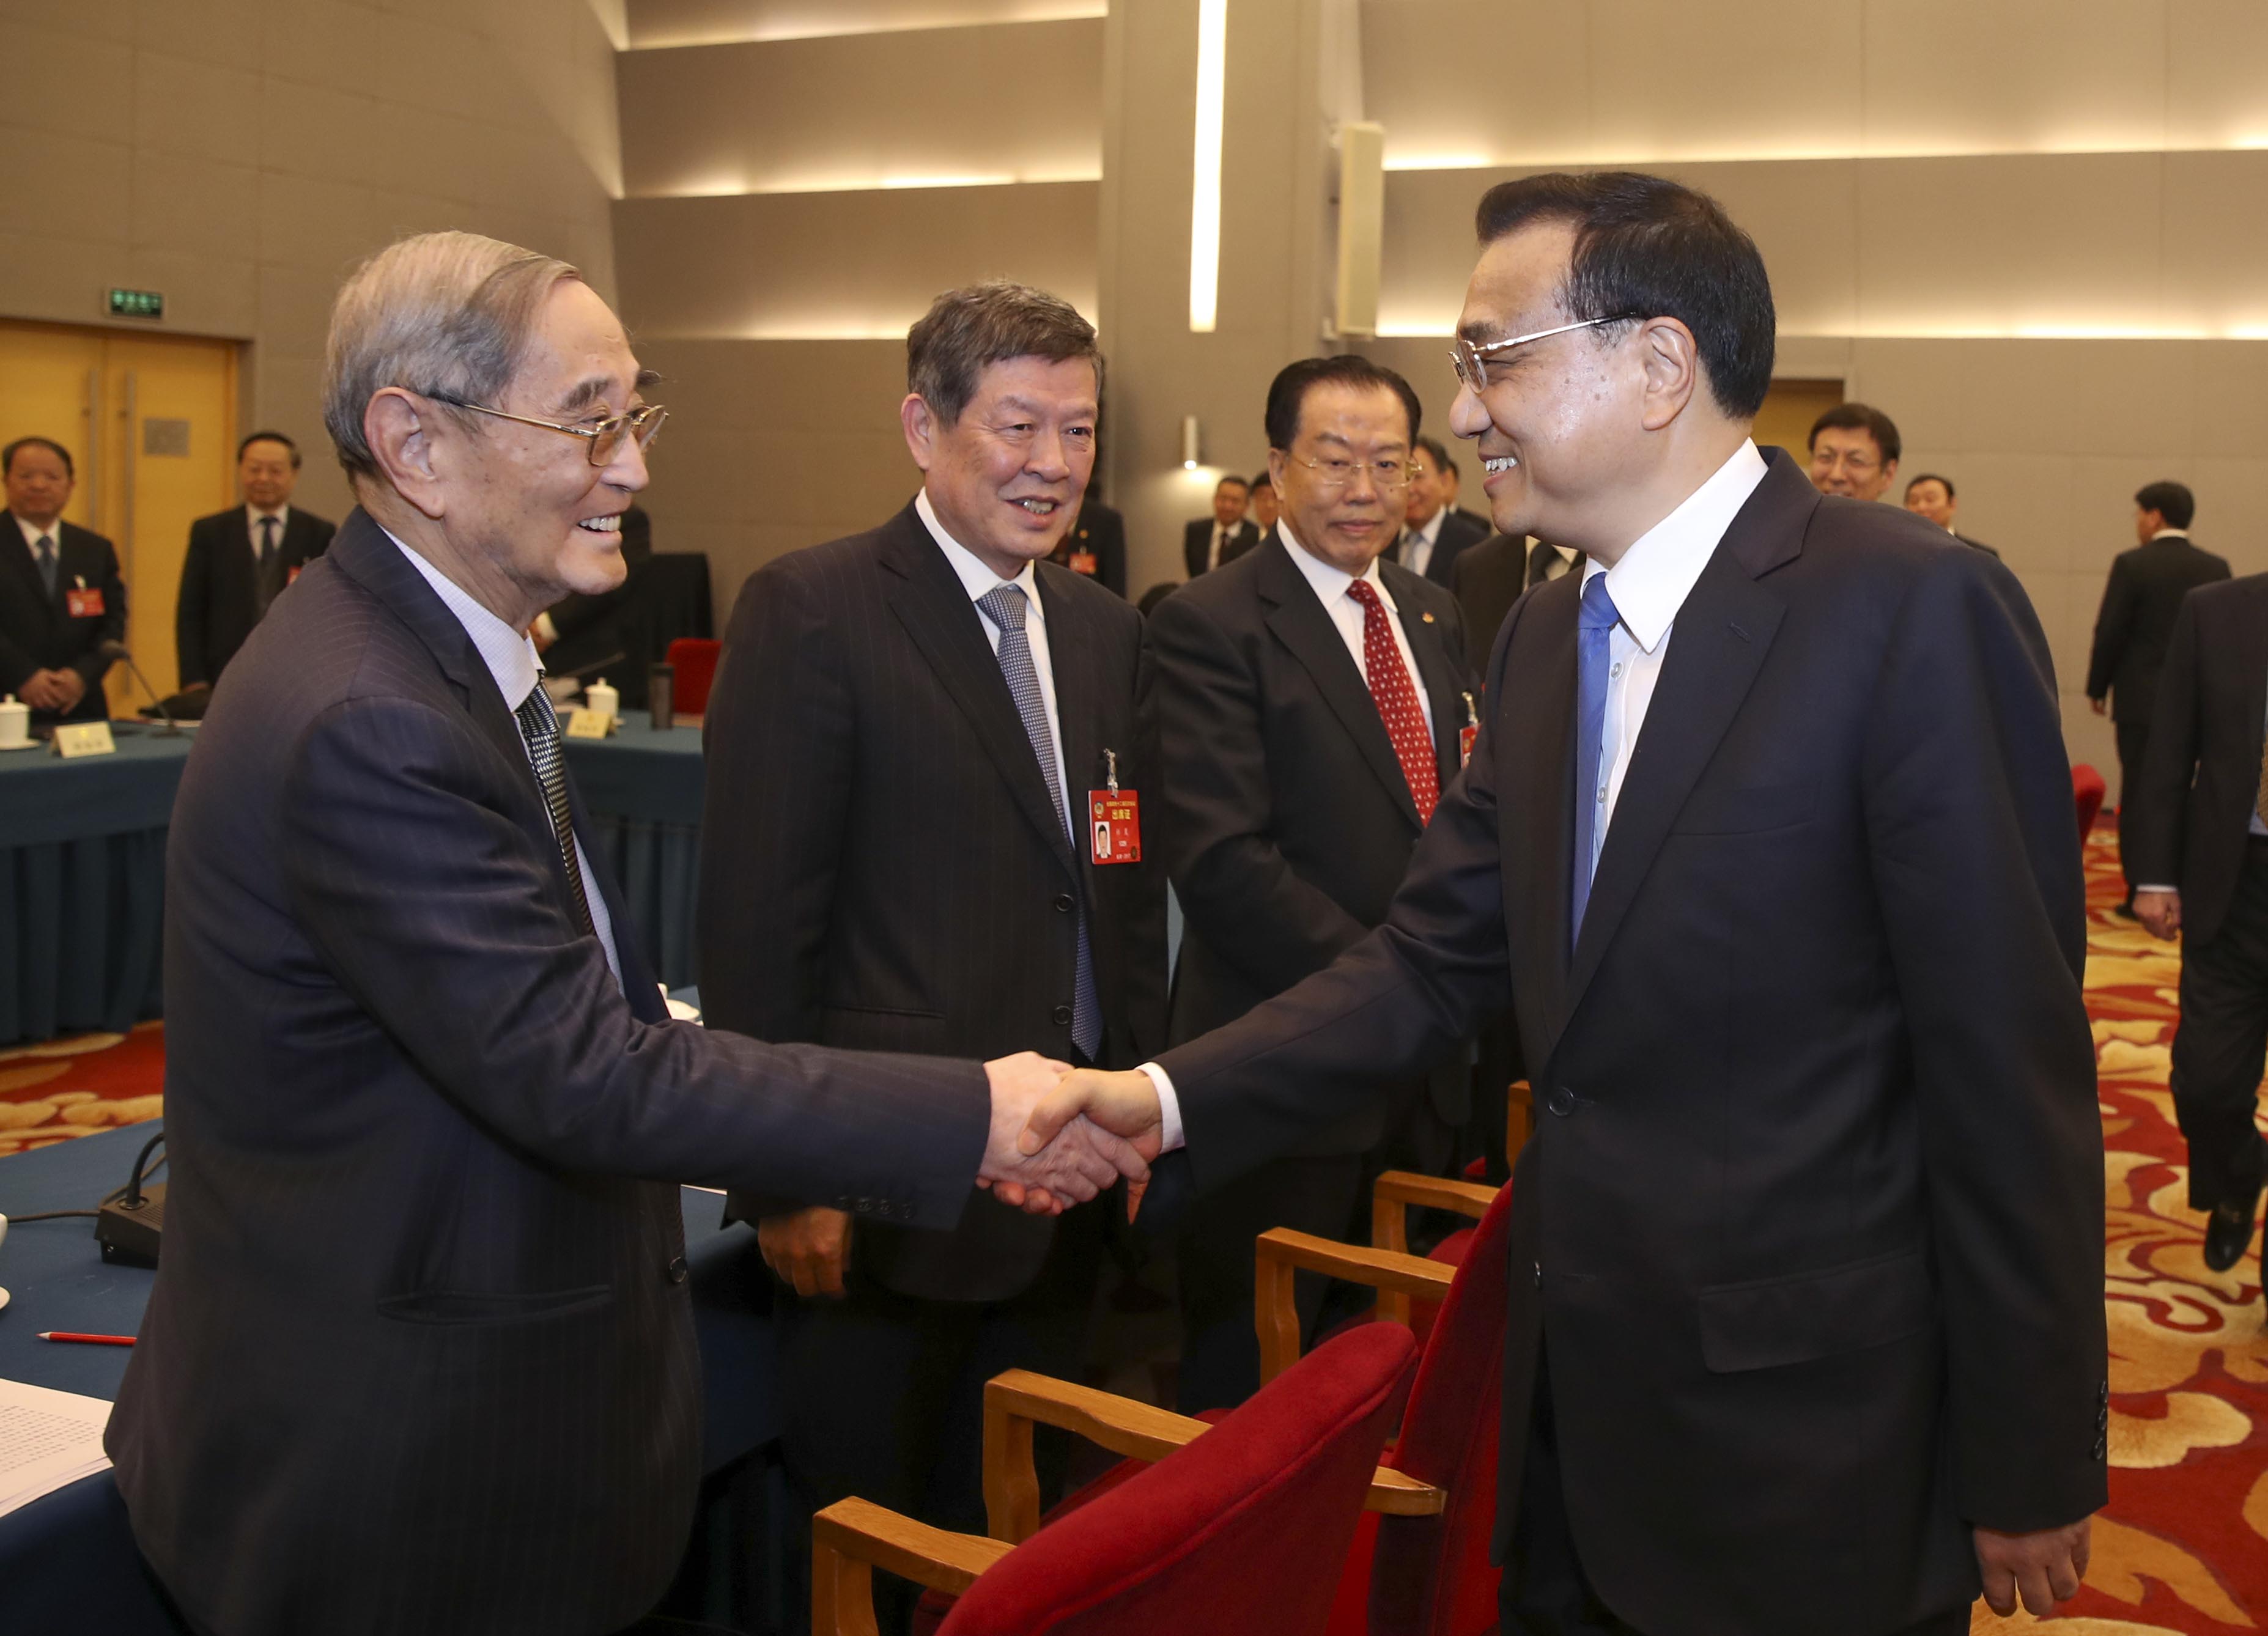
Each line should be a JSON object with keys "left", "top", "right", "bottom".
{"left": 1148, "top": 353, "right": 1475, "bottom": 1412}
{"left": 1398, "top": 434, "right": 1490, "bottom": 586}
{"left": 175, "top": 430, "right": 336, "bottom": 695}
{"left": 108, "top": 235, "right": 1139, "bottom": 1636}
{"left": 1034, "top": 171, "right": 2105, "bottom": 1632}
{"left": 1, "top": 435, "right": 124, "bottom": 724}
{"left": 698, "top": 279, "right": 1167, "bottom": 1605}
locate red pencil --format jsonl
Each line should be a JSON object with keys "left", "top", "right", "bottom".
{"left": 36, "top": 1332, "right": 135, "bottom": 1346}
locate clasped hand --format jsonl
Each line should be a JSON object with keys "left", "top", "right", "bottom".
{"left": 977, "top": 1060, "right": 1165, "bottom": 1215}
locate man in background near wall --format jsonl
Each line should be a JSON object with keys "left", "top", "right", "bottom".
{"left": 1398, "top": 434, "right": 1491, "bottom": 586}
{"left": 698, "top": 280, "right": 1167, "bottom": 1627}
{"left": 1183, "top": 473, "right": 1258, "bottom": 577}
{"left": 1904, "top": 473, "right": 1998, "bottom": 559}
{"left": 1808, "top": 400, "right": 1900, "bottom": 502}
{"left": 532, "top": 500, "right": 651, "bottom": 665}
{"left": 1049, "top": 489, "right": 1127, "bottom": 597}
{"left": 175, "top": 431, "right": 336, "bottom": 698}
{"left": 1149, "top": 354, "right": 1474, "bottom": 1413}
{"left": 1247, "top": 474, "right": 1279, "bottom": 540}
{"left": 2088, "top": 480, "right": 2230, "bottom": 917}
{"left": 2128, "top": 570, "right": 2268, "bottom": 1289}
{"left": 0, "top": 435, "right": 123, "bottom": 726}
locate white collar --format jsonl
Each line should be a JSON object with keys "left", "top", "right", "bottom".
{"left": 248, "top": 503, "right": 290, "bottom": 529}
{"left": 916, "top": 489, "right": 1045, "bottom": 620}
{"left": 14, "top": 514, "right": 62, "bottom": 550}
{"left": 2148, "top": 527, "right": 2189, "bottom": 542}
{"left": 1280, "top": 518, "right": 1398, "bottom": 612}
{"left": 383, "top": 526, "right": 542, "bottom": 712}
{"left": 1582, "top": 440, "right": 1768, "bottom": 655}
{"left": 1408, "top": 507, "right": 1446, "bottom": 548}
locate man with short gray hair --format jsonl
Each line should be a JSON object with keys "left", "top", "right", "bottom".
{"left": 107, "top": 235, "right": 1142, "bottom": 1636}
{"left": 698, "top": 278, "right": 1165, "bottom": 1614}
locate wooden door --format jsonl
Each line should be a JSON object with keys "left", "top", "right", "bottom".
{"left": 1753, "top": 378, "right": 1844, "bottom": 473}
{"left": 0, "top": 320, "right": 238, "bottom": 712}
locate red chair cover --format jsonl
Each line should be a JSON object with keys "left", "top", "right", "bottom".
{"left": 934, "top": 1324, "right": 1418, "bottom": 1636}
{"left": 665, "top": 636, "right": 722, "bottom": 717}
{"left": 2072, "top": 763, "right": 2107, "bottom": 836}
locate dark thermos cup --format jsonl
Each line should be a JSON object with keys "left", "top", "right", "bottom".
{"left": 648, "top": 663, "right": 674, "bottom": 731}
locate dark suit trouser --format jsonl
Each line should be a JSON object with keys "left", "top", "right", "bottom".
{"left": 1174, "top": 1152, "right": 1366, "bottom": 1413}
{"left": 2171, "top": 838, "right": 2268, "bottom": 1210}
{"left": 775, "top": 1205, "right": 1104, "bottom": 1634}
{"left": 1503, "top": 1360, "right": 1969, "bottom": 1636}
{"left": 2115, "top": 720, "right": 2151, "bottom": 891}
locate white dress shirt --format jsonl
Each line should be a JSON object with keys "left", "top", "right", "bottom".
{"left": 1137, "top": 440, "right": 1770, "bottom": 1153}
{"left": 248, "top": 503, "right": 290, "bottom": 559}
{"left": 1279, "top": 519, "right": 1435, "bottom": 730}
{"left": 917, "top": 488, "right": 1074, "bottom": 835}
{"left": 15, "top": 512, "right": 61, "bottom": 564}
{"left": 386, "top": 530, "right": 625, "bottom": 990}
{"left": 1400, "top": 507, "right": 1446, "bottom": 579}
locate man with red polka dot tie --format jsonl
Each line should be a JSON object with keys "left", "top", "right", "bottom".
{"left": 1145, "top": 353, "right": 1479, "bottom": 1413}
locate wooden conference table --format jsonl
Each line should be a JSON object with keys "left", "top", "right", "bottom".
{"left": 0, "top": 1121, "right": 775, "bottom": 1632}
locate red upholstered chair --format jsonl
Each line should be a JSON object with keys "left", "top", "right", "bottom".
{"left": 810, "top": 1323, "right": 1422, "bottom": 1636}
{"left": 664, "top": 636, "right": 722, "bottom": 717}
{"left": 1256, "top": 1173, "right": 1517, "bottom": 1636}
{"left": 2073, "top": 763, "right": 2107, "bottom": 836}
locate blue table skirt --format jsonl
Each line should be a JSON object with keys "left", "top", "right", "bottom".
{"left": 0, "top": 829, "right": 166, "bottom": 1045}
{"left": 564, "top": 721, "right": 707, "bottom": 992}
{"left": 0, "top": 1123, "right": 774, "bottom": 1633}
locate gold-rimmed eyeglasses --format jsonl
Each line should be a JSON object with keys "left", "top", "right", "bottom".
{"left": 1289, "top": 452, "right": 1412, "bottom": 493}
{"left": 1449, "top": 314, "right": 1641, "bottom": 396}
{"left": 426, "top": 395, "right": 668, "bottom": 466}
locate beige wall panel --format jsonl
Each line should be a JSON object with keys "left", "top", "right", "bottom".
{"left": 1854, "top": 153, "right": 2167, "bottom": 336}
{"left": 136, "top": 0, "right": 266, "bottom": 70}
{"left": 2166, "top": 0, "right": 2268, "bottom": 149}
{"left": 133, "top": 53, "right": 265, "bottom": 168}
{"left": 625, "top": 0, "right": 1103, "bottom": 50}
{"left": 0, "top": 19, "right": 133, "bottom": 140}
{"left": 2191, "top": 342, "right": 2268, "bottom": 459}
{"left": 2163, "top": 150, "right": 2268, "bottom": 334}
{"left": 2189, "top": 456, "right": 2268, "bottom": 576}
{"left": 1361, "top": 1, "right": 1593, "bottom": 168}
{"left": 263, "top": 0, "right": 381, "bottom": 94}
{"left": 619, "top": 20, "right": 1104, "bottom": 197}
{"left": 1858, "top": 1, "right": 2169, "bottom": 158}
{"left": 613, "top": 182, "right": 1099, "bottom": 339}
{"left": 1582, "top": 0, "right": 1863, "bottom": 164}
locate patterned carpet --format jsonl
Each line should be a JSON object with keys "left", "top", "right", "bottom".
{"left": 0, "top": 1020, "right": 165, "bottom": 1157}
{"left": 1970, "top": 825, "right": 2268, "bottom": 1634}
{"left": 1, "top": 826, "right": 2264, "bottom": 1627}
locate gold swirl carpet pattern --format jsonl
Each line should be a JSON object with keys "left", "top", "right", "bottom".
{"left": 0, "top": 1020, "right": 165, "bottom": 1157}
{"left": 1973, "top": 827, "right": 2268, "bottom": 1634}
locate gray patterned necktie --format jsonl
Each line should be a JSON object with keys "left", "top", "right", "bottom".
{"left": 513, "top": 684, "right": 597, "bottom": 936}
{"left": 976, "top": 583, "right": 1102, "bottom": 1059}
{"left": 255, "top": 516, "right": 279, "bottom": 613}
{"left": 34, "top": 535, "right": 56, "bottom": 601}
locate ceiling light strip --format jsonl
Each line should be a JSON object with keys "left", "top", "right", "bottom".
{"left": 1189, "top": 0, "right": 1228, "bottom": 333}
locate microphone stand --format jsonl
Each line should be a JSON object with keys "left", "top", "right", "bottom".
{"left": 98, "top": 641, "right": 178, "bottom": 736}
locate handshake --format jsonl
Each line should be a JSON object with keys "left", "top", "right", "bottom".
{"left": 976, "top": 1054, "right": 1167, "bottom": 1215}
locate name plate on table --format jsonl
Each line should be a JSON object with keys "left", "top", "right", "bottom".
{"left": 563, "top": 709, "right": 615, "bottom": 740}
{"left": 51, "top": 723, "right": 117, "bottom": 759}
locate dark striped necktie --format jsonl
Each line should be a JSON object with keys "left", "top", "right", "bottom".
{"left": 513, "top": 684, "right": 596, "bottom": 935}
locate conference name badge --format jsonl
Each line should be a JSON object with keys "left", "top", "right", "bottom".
{"left": 1088, "top": 748, "right": 1140, "bottom": 865}
{"left": 1459, "top": 691, "right": 1479, "bottom": 769}
{"left": 1069, "top": 550, "right": 1098, "bottom": 577}
{"left": 65, "top": 586, "right": 105, "bottom": 619}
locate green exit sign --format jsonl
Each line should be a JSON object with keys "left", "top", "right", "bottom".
{"left": 106, "top": 287, "right": 164, "bottom": 320}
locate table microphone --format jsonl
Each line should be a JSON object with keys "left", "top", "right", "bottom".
{"left": 97, "top": 639, "right": 177, "bottom": 735}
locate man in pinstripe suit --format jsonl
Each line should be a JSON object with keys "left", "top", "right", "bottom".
{"left": 698, "top": 282, "right": 1167, "bottom": 1621}
{"left": 105, "top": 235, "right": 1143, "bottom": 1636}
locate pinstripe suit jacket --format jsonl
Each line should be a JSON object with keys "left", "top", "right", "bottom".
{"left": 108, "top": 509, "right": 994, "bottom": 1636}
{"left": 700, "top": 500, "right": 1168, "bottom": 1302}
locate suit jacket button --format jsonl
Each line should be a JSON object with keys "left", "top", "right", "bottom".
{"left": 1054, "top": 892, "right": 1075, "bottom": 913}
{"left": 1533, "top": 1261, "right": 1543, "bottom": 1288}
{"left": 1052, "top": 1004, "right": 1074, "bottom": 1026}
{"left": 1546, "top": 1086, "right": 1576, "bottom": 1117}
{"left": 665, "top": 1256, "right": 689, "bottom": 1284}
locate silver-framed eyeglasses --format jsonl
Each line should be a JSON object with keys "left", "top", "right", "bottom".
{"left": 427, "top": 395, "right": 668, "bottom": 465}
{"left": 1449, "top": 314, "right": 1641, "bottom": 395}
{"left": 1290, "top": 452, "right": 1413, "bottom": 492}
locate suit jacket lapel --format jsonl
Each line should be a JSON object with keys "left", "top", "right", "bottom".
{"left": 880, "top": 505, "right": 1079, "bottom": 880}
{"left": 1259, "top": 540, "right": 1423, "bottom": 830}
{"left": 0, "top": 512, "right": 54, "bottom": 611}
{"left": 1499, "top": 579, "right": 1578, "bottom": 1058}
{"left": 2242, "top": 580, "right": 2268, "bottom": 756}
{"left": 1038, "top": 566, "right": 1101, "bottom": 899}
{"left": 1564, "top": 459, "right": 1810, "bottom": 1017}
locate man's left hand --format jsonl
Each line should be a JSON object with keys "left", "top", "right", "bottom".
{"left": 1974, "top": 1517, "right": 2091, "bottom": 1616}
{"left": 50, "top": 669, "right": 84, "bottom": 711}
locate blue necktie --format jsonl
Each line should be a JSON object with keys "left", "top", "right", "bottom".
{"left": 34, "top": 535, "right": 56, "bottom": 601}
{"left": 1570, "top": 574, "right": 1621, "bottom": 946}
{"left": 977, "top": 584, "right": 1103, "bottom": 1060}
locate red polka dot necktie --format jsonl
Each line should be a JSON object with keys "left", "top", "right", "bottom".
{"left": 1346, "top": 580, "right": 1438, "bottom": 823}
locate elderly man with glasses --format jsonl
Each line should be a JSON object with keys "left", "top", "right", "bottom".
{"left": 1035, "top": 171, "right": 2104, "bottom": 1633}
{"left": 1144, "top": 353, "right": 1478, "bottom": 1414}
{"left": 105, "top": 232, "right": 1144, "bottom": 1636}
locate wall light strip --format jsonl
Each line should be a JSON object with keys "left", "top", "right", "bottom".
{"left": 1381, "top": 138, "right": 2268, "bottom": 171}
{"left": 1188, "top": 0, "right": 1228, "bottom": 334}
{"left": 1375, "top": 320, "right": 2268, "bottom": 342}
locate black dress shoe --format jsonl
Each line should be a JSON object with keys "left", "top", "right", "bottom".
{"left": 2203, "top": 1174, "right": 2266, "bottom": 1273}
{"left": 2112, "top": 900, "right": 2140, "bottom": 921}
